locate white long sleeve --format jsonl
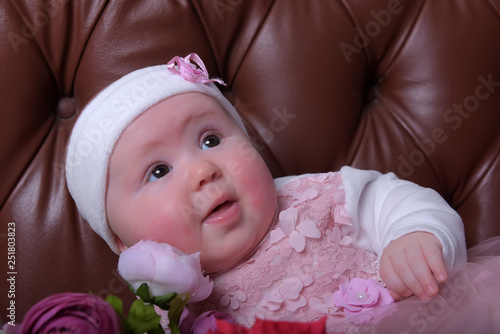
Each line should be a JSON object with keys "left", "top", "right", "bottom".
{"left": 274, "top": 167, "right": 467, "bottom": 270}
{"left": 339, "top": 166, "right": 467, "bottom": 269}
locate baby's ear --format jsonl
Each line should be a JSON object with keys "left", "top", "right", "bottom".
{"left": 113, "top": 234, "right": 128, "bottom": 253}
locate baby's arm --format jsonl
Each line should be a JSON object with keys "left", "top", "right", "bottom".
{"left": 339, "top": 166, "right": 467, "bottom": 300}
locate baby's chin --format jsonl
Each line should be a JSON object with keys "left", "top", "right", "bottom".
{"left": 200, "top": 242, "right": 263, "bottom": 275}
{"left": 201, "top": 257, "right": 236, "bottom": 275}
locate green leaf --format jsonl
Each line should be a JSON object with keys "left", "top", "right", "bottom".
{"left": 167, "top": 296, "right": 189, "bottom": 334}
{"left": 135, "top": 283, "right": 152, "bottom": 303}
{"left": 151, "top": 292, "right": 177, "bottom": 310}
{"left": 169, "top": 321, "right": 180, "bottom": 334}
{"left": 105, "top": 295, "right": 134, "bottom": 334}
{"left": 105, "top": 294, "right": 124, "bottom": 316}
{"left": 126, "top": 299, "right": 162, "bottom": 334}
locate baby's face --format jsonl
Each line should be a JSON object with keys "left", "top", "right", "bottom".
{"left": 106, "top": 92, "right": 277, "bottom": 273}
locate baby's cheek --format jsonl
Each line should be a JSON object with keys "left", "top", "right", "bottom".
{"left": 142, "top": 216, "right": 200, "bottom": 254}
{"left": 242, "top": 174, "right": 277, "bottom": 218}
{"left": 139, "top": 217, "right": 176, "bottom": 242}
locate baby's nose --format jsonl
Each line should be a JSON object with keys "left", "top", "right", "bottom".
{"left": 188, "top": 159, "right": 222, "bottom": 191}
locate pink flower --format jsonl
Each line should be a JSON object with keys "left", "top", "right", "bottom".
{"left": 191, "top": 310, "right": 233, "bottom": 334}
{"left": 310, "top": 293, "right": 341, "bottom": 316}
{"left": 270, "top": 207, "right": 321, "bottom": 252}
{"left": 221, "top": 291, "right": 247, "bottom": 310}
{"left": 261, "top": 272, "right": 313, "bottom": 312}
{"left": 15, "top": 293, "right": 120, "bottom": 334}
{"left": 167, "top": 53, "right": 225, "bottom": 85}
{"left": 326, "top": 225, "right": 352, "bottom": 245}
{"left": 118, "top": 240, "right": 213, "bottom": 303}
{"left": 333, "top": 278, "right": 394, "bottom": 324}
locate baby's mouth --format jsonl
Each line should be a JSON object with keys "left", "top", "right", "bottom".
{"left": 204, "top": 198, "right": 238, "bottom": 224}
{"left": 211, "top": 201, "right": 232, "bottom": 214}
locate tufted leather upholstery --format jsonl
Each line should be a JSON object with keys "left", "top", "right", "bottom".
{"left": 1, "top": 0, "right": 500, "bottom": 322}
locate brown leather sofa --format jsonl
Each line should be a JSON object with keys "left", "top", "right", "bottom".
{"left": 2, "top": 0, "right": 500, "bottom": 323}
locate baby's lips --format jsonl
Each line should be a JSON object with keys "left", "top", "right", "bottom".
{"left": 203, "top": 200, "right": 239, "bottom": 225}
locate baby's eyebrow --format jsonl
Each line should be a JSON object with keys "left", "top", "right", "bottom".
{"left": 136, "top": 109, "right": 215, "bottom": 151}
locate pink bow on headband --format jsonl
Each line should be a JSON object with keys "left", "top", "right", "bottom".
{"left": 167, "top": 53, "right": 226, "bottom": 86}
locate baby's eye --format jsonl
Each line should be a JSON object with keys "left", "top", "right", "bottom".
{"left": 201, "top": 134, "right": 221, "bottom": 150}
{"left": 148, "top": 164, "right": 171, "bottom": 182}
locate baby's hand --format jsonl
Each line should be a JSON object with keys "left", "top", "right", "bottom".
{"left": 379, "top": 232, "right": 447, "bottom": 301}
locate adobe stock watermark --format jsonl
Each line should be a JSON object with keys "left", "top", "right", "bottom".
{"left": 340, "top": 0, "right": 407, "bottom": 64}
{"left": 8, "top": 0, "right": 71, "bottom": 54}
{"left": 250, "top": 106, "right": 297, "bottom": 151}
{"left": 212, "top": 0, "right": 243, "bottom": 22}
{"left": 63, "top": 68, "right": 168, "bottom": 175}
{"left": 178, "top": 140, "right": 265, "bottom": 224}
{"left": 398, "top": 271, "right": 471, "bottom": 334}
{"left": 93, "top": 269, "right": 128, "bottom": 302}
{"left": 397, "top": 74, "right": 500, "bottom": 178}
{"left": 5, "top": 222, "right": 17, "bottom": 327}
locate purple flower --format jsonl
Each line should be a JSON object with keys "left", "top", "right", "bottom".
{"left": 16, "top": 293, "right": 120, "bottom": 334}
{"left": 191, "top": 310, "right": 233, "bottom": 334}
{"left": 118, "top": 240, "right": 213, "bottom": 303}
{"left": 333, "top": 278, "right": 394, "bottom": 324}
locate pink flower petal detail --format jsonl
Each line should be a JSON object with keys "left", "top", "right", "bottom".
{"left": 284, "top": 296, "right": 307, "bottom": 312}
{"left": 235, "top": 291, "right": 246, "bottom": 302}
{"left": 333, "top": 205, "right": 352, "bottom": 226}
{"left": 269, "top": 289, "right": 284, "bottom": 303}
{"left": 341, "top": 235, "right": 352, "bottom": 245}
{"left": 269, "top": 228, "right": 286, "bottom": 244}
{"left": 302, "top": 187, "right": 319, "bottom": 200}
{"left": 291, "top": 188, "right": 319, "bottom": 207}
{"left": 261, "top": 298, "right": 281, "bottom": 311}
{"left": 333, "top": 278, "right": 395, "bottom": 324}
{"left": 329, "top": 262, "right": 349, "bottom": 278}
{"left": 279, "top": 277, "right": 304, "bottom": 300}
{"left": 310, "top": 297, "right": 328, "bottom": 314}
{"left": 230, "top": 298, "right": 240, "bottom": 310}
{"left": 295, "top": 270, "right": 313, "bottom": 287}
{"left": 297, "top": 220, "right": 321, "bottom": 238}
{"left": 310, "top": 293, "right": 339, "bottom": 315}
{"left": 278, "top": 207, "right": 298, "bottom": 235}
{"left": 288, "top": 231, "right": 305, "bottom": 252}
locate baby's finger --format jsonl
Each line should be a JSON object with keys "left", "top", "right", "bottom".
{"left": 404, "top": 246, "right": 439, "bottom": 299}
{"left": 423, "top": 243, "right": 448, "bottom": 283}
{"left": 388, "top": 288, "right": 406, "bottom": 300}
{"left": 391, "top": 249, "right": 429, "bottom": 300}
{"left": 379, "top": 257, "right": 412, "bottom": 299}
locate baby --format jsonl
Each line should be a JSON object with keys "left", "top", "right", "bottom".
{"left": 65, "top": 54, "right": 467, "bottom": 328}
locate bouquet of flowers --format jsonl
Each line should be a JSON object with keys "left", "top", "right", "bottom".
{"left": 4, "top": 240, "right": 220, "bottom": 334}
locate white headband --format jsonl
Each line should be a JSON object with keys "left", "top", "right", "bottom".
{"left": 65, "top": 54, "right": 246, "bottom": 254}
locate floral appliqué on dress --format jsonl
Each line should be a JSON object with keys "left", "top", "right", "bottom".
{"left": 196, "top": 172, "right": 381, "bottom": 330}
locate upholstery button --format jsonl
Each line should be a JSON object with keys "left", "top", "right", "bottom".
{"left": 57, "top": 97, "right": 76, "bottom": 119}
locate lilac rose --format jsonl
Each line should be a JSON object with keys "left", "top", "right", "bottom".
{"left": 15, "top": 292, "right": 121, "bottom": 334}
{"left": 118, "top": 240, "right": 213, "bottom": 303}
{"left": 333, "top": 278, "right": 394, "bottom": 324}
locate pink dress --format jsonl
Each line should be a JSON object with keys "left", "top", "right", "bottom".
{"left": 197, "top": 172, "right": 383, "bottom": 329}
{"left": 194, "top": 172, "right": 500, "bottom": 333}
